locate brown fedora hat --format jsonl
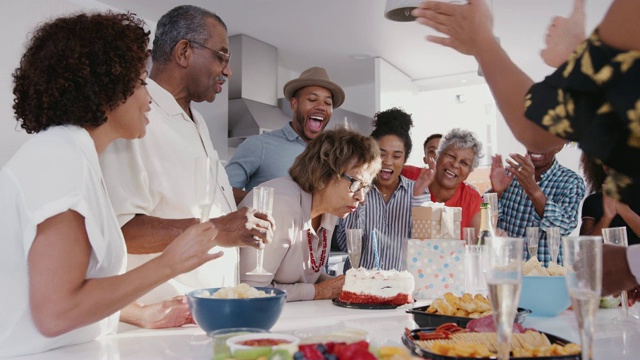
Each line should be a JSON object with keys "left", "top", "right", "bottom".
{"left": 283, "top": 66, "right": 345, "bottom": 108}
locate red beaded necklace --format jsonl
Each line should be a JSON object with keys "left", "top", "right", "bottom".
{"left": 307, "top": 228, "right": 328, "bottom": 273}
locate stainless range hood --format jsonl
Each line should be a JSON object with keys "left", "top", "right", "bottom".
{"left": 227, "top": 34, "right": 290, "bottom": 146}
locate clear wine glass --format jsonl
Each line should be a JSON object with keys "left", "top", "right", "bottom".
{"left": 602, "top": 227, "right": 640, "bottom": 323}
{"left": 345, "top": 229, "right": 363, "bottom": 269}
{"left": 246, "top": 186, "right": 274, "bottom": 276}
{"left": 547, "top": 227, "right": 561, "bottom": 265}
{"left": 195, "top": 157, "right": 217, "bottom": 224}
{"left": 483, "top": 192, "right": 499, "bottom": 228}
{"left": 485, "top": 237, "right": 523, "bottom": 360}
{"left": 526, "top": 227, "right": 539, "bottom": 260}
{"left": 563, "top": 236, "right": 602, "bottom": 360}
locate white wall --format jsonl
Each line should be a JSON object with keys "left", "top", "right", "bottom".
{"left": 0, "top": 1, "right": 91, "bottom": 166}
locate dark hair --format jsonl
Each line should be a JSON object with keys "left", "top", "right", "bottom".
{"left": 580, "top": 153, "right": 606, "bottom": 193}
{"left": 370, "top": 107, "right": 413, "bottom": 162}
{"left": 423, "top": 133, "right": 442, "bottom": 148}
{"left": 290, "top": 127, "right": 381, "bottom": 193}
{"left": 152, "top": 5, "right": 226, "bottom": 64}
{"left": 12, "top": 12, "right": 150, "bottom": 134}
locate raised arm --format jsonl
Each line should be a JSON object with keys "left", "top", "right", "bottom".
{"left": 412, "top": 0, "right": 567, "bottom": 153}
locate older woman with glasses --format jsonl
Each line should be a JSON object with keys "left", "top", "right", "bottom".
{"left": 428, "top": 128, "right": 485, "bottom": 233}
{"left": 335, "top": 108, "right": 434, "bottom": 272}
{"left": 240, "top": 127, "right": 381, "bottom": 301}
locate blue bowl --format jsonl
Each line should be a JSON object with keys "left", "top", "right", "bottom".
{"left": 518, "top": 276, "right": 570, "bottom": 317}
{"left": 186, "top": 287, "right": 287, "bottom": 333}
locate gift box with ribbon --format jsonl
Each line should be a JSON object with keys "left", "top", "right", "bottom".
{"left": 405, "top": 239, "right": 465, "bottom": 299}
{"left": 412, "top": 202, "right": 462, "bottom": 240}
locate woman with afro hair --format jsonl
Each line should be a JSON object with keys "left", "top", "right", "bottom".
{"left": 334, "top": 107, "right": 435, "bottom": 272}
{"left": 0, "top": 12, "right": 231, "bottom": 356}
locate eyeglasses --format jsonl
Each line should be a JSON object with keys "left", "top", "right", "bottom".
{"left": 188, "top": 40, "right": 231, "bottom": 68}
{"left": 341, "top": 173, "right": 372, "bottom": 195}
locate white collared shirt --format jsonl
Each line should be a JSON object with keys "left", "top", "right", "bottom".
{"left": 100, "top": 79, "right": 238, "bottom": 303}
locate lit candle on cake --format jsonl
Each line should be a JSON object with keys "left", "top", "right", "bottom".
{"left": 372, "top": 229, "right": 380, "bottom": 270}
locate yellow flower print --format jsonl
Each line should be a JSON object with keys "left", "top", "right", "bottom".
{"left": 627, "top": 100, "right": 640, "bottom": 147}
{"left": 525, "top": 94, "right": 532, "bottom": 109}
{"left": 542, "top": 104, "right": 573, "bottom": 137}
{"left": 593, "top": 65, "right": 613, "bottom": 84}
{"left": 604, "top": 170, "right": 632, "bottom": 202}
{"left": 613, "top": 51, "right": 640, "bottom": 73}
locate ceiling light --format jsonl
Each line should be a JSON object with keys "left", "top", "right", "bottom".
{"left": 351, "top": 53, "right": 374, "bottom": 60}
{"left": 384, "top": 0, "right": 421, "bottom": 22}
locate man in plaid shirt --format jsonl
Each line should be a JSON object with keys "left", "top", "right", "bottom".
{"left": 490, "top": 147, "right": 585, "bottom": 267}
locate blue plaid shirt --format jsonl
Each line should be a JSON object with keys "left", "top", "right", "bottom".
{"left": 496, "top": 160, "right": 585, "bottom": 267}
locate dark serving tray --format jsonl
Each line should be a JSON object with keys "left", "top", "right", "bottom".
{"left": 402, "top": 327, "right": 580, "bottom": 360}
{"left": 406, "top": 305, "right": 531, "bottom": 328}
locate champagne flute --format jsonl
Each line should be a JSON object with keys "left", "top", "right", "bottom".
{"left": 483, "top": 192, "right": 499, "bottom": 228}
{"left": 547, "top": 227, "right": 561, "bottom": 265}
{"left": 526, "top": 227, "right": 539, "bottom": 260}
{"left": 485, "top": 237, "right": 523, "bottom": 360}
{"left": 246, "top": 186, "right": 274, "bottom": 276}
{"left": 195, "top": 157, "right": 217, "bottom": 223}
{"left": 563, "top": 236, "right": 602, "bottom": 360}
{"left": 345, "top": 229, "right": 363, "bottom": 269}
{"left": 602, "top": 227, "right": 640, "bottom": 323}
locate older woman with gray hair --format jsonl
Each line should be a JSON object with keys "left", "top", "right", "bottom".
{"left": 428, "top": 128, "right": 484, "bottom": 232}
{"left": 240, "top": 127, "right": 381, "bottom": 301}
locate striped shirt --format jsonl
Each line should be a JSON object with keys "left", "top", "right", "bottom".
{"left": 334, "top": 176, "right": 429, "bottom": 272}
{"left": 497, "top": 160, "right": 585, "bottom": 267}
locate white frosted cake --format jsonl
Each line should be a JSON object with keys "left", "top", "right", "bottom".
{"left": 338, "top": 268, "right": 414, "bottom": 305}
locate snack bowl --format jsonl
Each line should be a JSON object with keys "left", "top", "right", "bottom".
{"left": 186, "top": 287, "right": 287, "bottom": 333}
{"left": 208, "top": 327, "right": 268, "bottom": 358}
{"left": 407, "top": 305, "right": 531, "bottom": 328}
{"left": 226, "top": 333, "right": 300, "bottom": 354}
{"left": 519, "top": 276, "right": 570, "bottom": 317}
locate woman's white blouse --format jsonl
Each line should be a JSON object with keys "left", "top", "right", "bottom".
{"left": 0, "top": 125, "right": 126, "bottom": 357}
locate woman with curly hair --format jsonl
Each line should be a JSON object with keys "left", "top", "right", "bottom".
{"left": 580, "top": 153, "right": 640, "bottom": 245}
{"left": 334, "top": 108, "right": 435, "bottom": 272}
{"left": 240, "top": 127, "right": 381, "bottom": 301}
{"left": 0, "top": 13, "right": 227, "bottom": 356}
{"left": 429, "top": 128, "right": 484, "bottom": 233}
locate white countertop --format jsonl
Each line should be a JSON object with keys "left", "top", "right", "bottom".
{"left": 14, "top": 300, "right": 640, "bottom": 359}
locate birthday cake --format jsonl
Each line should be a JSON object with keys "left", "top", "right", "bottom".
{"left": 338, "top": 268, "right": 415, "bottom": 306}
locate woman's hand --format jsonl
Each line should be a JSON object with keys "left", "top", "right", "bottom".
{"left": 414, "top": 156, "right": 436, "bottom": 196}
{"left": 121, "top": 296, "right": 194, "bottom": 329}
{"left": 412, "top": 0, "right": 496, "bottom": 56}
{"left": 540, "top": 0, "right": 586, "bottom": 68}
{"left": 159, "top": 222, "right": 223, "bottom": 276}
{"left": 314, "top": 275, "right": 345, "bottom": 300}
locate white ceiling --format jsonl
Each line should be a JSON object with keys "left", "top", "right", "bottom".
{"left": 95, "top": 0, "right": 613, "bottom": 90}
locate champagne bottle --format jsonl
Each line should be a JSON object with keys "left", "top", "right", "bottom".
{"left": 477, "top": 202, "right": 495, "bottom": 245}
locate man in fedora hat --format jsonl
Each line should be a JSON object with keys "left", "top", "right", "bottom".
{"left": 226, "top": 66, "right": 345, "bottom": 204}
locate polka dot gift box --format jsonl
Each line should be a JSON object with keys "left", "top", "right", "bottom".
{"left": 405, "top": 239, "right": 465, "bottom": 299}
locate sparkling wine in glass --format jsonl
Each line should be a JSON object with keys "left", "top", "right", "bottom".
{"left": 485, "top": 237, "right": 523, "bottom": 360}
{"left": 563, "top": 236, "right": 602, "bottom": 360}
{"left": 246, "top": 186, "right": 274, "bottom": 276}
{"left": 195, "top": 157, "right": 218, "bottom": 224}
{"left": 602, "top": 227, "right": 640, "bottom": 322}
{"left": 526, "top": 227, "right": 539, "bottom": 260}
{"left": 483, "top": 192, "right": 499, "bottom": 228}
{"left": 547, "top": 227, "right": 561, "bottom": 265}
{"left": 345, "top": 229, "right": 363, "bottom": 269}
